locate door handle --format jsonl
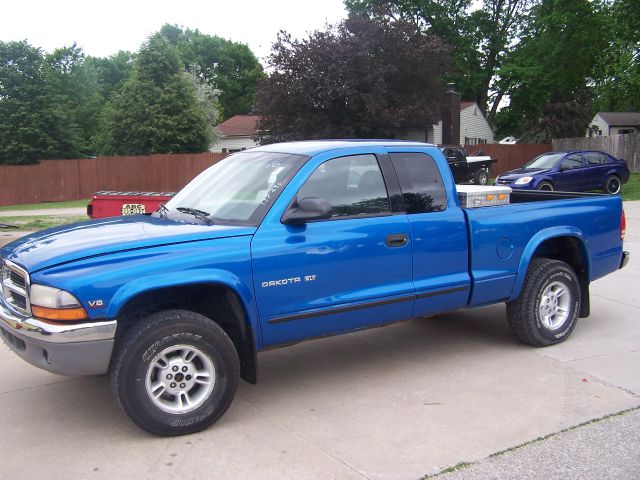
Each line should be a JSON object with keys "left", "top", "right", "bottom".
{"left": 386, "top": 233, "right": 408, "bottom": 247}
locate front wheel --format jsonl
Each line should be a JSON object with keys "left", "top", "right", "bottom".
{"left": 537, "top": 181, "right": 554, "bottom": 191}
{"left": 506, "top": 258, "right": 580, "bottom": 347}
{"left": 603, "top": 175, "right": 621, "bottom": 194}
{"left": 111, "top": 310, "right": 240, "bottom": 436}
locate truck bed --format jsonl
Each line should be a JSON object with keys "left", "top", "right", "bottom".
{"left": 462, "top": 191, "right": 623, "bottom": 307}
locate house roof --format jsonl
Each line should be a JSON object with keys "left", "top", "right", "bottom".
{"left": 596, "top": 112, "right": 640, "bottom": 126}
{"left": 460, "top": 101, "right": 476, "bottom": 110}
{"left": 217, "top": 115, "right": 260, "bottom": 136}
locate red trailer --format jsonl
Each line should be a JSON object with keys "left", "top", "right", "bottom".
{"left": 87, "top": 191, "right": 175, "bottom": 219}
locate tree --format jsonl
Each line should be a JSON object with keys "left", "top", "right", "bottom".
{"left": 0, "top": 41, "right": 91, "bottom": 164}
{"left": 254, "top": 14, "right": 452, "bottom": 142}
{"left": 159, "top": 25, "right": 264, "bottom": 119}
{"left": 345, "top": 0, "right": 532, "bottom": 119}
{"left": 98, "top": 36, "right": 210, "bottom": 155}
{"left": 494, "top": 0, "right": 610, "bottom": 141}
{"left": 594, "top": 0, "right": 640, "bottom": 113}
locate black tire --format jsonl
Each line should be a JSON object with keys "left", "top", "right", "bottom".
{"left": 537, "top": 181, "right": 554, "bottom": 191}
{"left": 603, "top": 175, "right": 621, "bottom": 194}
{"left": 506, "top": 258, "right": 581, "bottom": 347}
{"left": 474, "top": 168, "right": 489, "bottom": 185}
{"left": 111, "top": 310, "right": 240, "bottom": 436}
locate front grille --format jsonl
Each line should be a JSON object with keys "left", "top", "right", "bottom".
{"left": 1, "top": 260, "right": 30, "bottom": 316}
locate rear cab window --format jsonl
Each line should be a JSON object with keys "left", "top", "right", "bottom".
{"left": 389, "top": 152, "right": 447, "bottom": 213}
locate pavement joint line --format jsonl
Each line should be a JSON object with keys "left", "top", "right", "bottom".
{"left": 237, "top": 393, "right": 372, "bottom": 480}
{"left": 564, "top": 348, "right": 640, "bottom": 363}
{"left": 145, "top": 437, "right": 177, "bottom": 480}
{"left": 423, "top": 406, "right": 640, "bottom": 479}
{"left": 591, "top": 292, "right": 640, "bottom": 310}
{"left": 0, "top": 376, "right": 80, "bottom": 396}
{"left": 538, "top": 355, "right": 640, "bottom": 398}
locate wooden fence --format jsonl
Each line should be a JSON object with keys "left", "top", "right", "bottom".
{"left": 464, "top": 143, "right": 552, "bottom": 176}
{"left": 552, "top": 134, "right": 640, "bottom": 173}
{"left": 0, "top": 152, "right": 227, "bottom": 206}
{"left": 0, "top": 144, "right": 553, "bottom": 206}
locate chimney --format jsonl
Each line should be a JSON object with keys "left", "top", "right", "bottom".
{"left": 441, "top": 83, "right": 461, "bottom": 145}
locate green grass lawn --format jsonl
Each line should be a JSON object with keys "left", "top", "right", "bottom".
{"left": 0, "top": 199, "right": 89, "bottom": 212}
{"left": 621, "top": 173, "right": 640, "bottom": 201}
{"left": 0, "top": 215, "right": 89, "bottom": 231}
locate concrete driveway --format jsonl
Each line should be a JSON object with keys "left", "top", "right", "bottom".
{"left": 1, "top": 203, "right": 638, "bottom": 480}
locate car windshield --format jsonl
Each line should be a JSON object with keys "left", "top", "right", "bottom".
{"left": 522, "top": 153, "right": 566, "bottom": 169}
{"left": 163, "top": 151, "right": 306, "bottom": 224}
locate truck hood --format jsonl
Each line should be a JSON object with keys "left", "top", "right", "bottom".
{"left": 1, "top": 215, "right": 256, "bottom": 272}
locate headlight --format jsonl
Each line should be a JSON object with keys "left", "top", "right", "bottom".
{"left": 30, "top": 284, "right": 87, "bottom": 321}
{"left": 514, "top": 176, "right": 533, "bottom": 185}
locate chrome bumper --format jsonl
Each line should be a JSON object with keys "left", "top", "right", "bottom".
{"left": 0, "top": 299, "right": 116, "bottom": 376}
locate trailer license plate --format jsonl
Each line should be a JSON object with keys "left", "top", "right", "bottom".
{"left": 121, "top": 203, "right": 146, "bottom": 215}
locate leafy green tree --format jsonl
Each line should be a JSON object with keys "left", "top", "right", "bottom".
{"left": 98, "top": 36, "right": 210, "bottom": 155}
{"left": 594, "top": 0, "right": 640, "bottom": 113}
{"left": 345, "top": 0, "right": 531, "bottom": 119}
{"left": 255, "top": 14, "right": 452, "bottom": 142}
{"left": 0, "top": 41, "right": 92, "bottom": 164}
{"left": 494, "top": 0, "right": 610, "bottom": 141}
{"left": 159, "top": 24, "right": 264, "bottom": 119}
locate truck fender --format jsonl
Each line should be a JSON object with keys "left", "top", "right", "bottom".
{"left": 106, "top": 268, "right": 259, "bottom": 338}
{"left": 509, "top": 226, "right": 590, "bottom": 302}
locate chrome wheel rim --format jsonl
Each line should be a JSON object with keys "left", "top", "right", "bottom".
{"left": 145, "top": 344, "right": 215, "bottom": 414}
{"left": 607, "top": 177, "right": 620, "bottom": 194}
{"left": 538, "top": 281, "right": 571, "bottom": 330}
{"left": 478, "top": 171, "right": 488, "bottom": 185}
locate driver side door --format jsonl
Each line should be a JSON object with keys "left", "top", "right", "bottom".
{"left": 251, "top": 152, "right": 413, "bottom": 347}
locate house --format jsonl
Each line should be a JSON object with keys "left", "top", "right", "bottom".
{"left": 400, "top": 101, "right": 495, "bottom": 146}
{"left": 588, "top": 112, "right": 640, "bottom": 136}
{"left": 210, "top": 115, "right": 260, "bottom": 153}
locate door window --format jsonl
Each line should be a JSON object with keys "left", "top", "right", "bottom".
{"left": 584, "top": 152, "right": 608, "bottom": 165}
{"left": 560, "top": 154, "right": 583, "bottom": 169}
{"left": 296, "top": 154, "right": 391, "bottom": 218}
{"left": 390, "top": 152, "right": 447, "bottom": 213}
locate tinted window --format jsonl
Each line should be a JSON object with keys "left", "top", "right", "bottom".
{"left": 297, "top": 154, "right": 391, "bottom": 218}
{"left": 585, "top": 152, "right": 608, "bottom": 165}
{"left": 390, "top": 153, "right": 447, "bottom": 213}
{"left": 561, "top": 154, "right": 582, "bottom": 169}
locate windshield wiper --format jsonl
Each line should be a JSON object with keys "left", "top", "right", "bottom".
{"left": 176, "top": 207, "right": 214, "bottom": 225}
{"left": 157, "top": 203, "right": 169, "bottom": 218}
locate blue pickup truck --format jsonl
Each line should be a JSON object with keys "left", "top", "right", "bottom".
{"left": 0, "top": 140, "right": 629, "bottom": 436}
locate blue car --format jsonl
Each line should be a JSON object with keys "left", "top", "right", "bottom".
{"left": 495, "top": 150, "right": 630, "bottom": 194}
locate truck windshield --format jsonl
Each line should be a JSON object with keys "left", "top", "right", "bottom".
{"left": 163, "top": 151, "right": 306, "bottom": 224}
{"left": 523, "top": 153, "right": 566, "bottom": 169}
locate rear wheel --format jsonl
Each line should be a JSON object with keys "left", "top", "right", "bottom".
{"left": 603, "top": 175, "right": 621, "bottom": 194}
{"left": 506, "top": 258, "right": 580, "bottom": 347}
{"left": 474, "top": 168, "right": 489, "bottom": 185}
{"left": 537, "top": 181, "right": 554, "bottom": 191}
{"left": 111, "top": 310, "right": 240, "bottom": 436}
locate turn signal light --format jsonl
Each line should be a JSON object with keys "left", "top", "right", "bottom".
{"left": 31, "top": 305, "right": 88, "bottom": 322}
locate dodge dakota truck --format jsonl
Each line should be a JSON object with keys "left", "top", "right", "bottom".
{"left": 0, "top": 140, "right": 629, "bottom": 436}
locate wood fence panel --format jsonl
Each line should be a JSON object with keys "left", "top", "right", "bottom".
{"left": 464, "top": 143, "right": 552, "bottom": 176}
{"left": 552, "top": 134, "right": 640, "bottom": 173}
{"left": 0, "top": 152, "right": 228, "bottom": 206}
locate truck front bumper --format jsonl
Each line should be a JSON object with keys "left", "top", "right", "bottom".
{"left": 0, "top": 300, "right": 116, "bottom": 376}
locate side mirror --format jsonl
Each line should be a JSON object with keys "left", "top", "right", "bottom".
{"left": 281, "top": 196, "right": 332, "bottom": 225}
